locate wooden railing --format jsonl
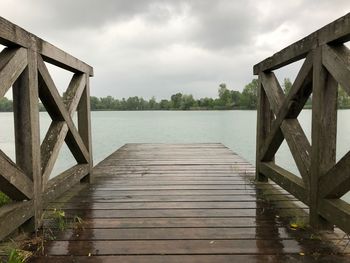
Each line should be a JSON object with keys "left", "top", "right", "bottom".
{"left": 255, "top": 12, "right": 350, "bottom": 233}
{"left": 0, "top": 17, "right": 93, "bottom": 240}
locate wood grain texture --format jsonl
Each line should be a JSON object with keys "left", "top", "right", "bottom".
{"left": 0, "top": 17, "right": 93, "bottom": 241}
{"left": 254, "top": 12, "right": 350, "bottom": 238}
{"left": 0, "top": 47, "right": 27, "bottom": 98}
{"left": 34, "top": 144, "right": 348, "bottom": 262}
{"left": 260, "top": 70, "right": 311, "bottom": 186}
{"left": 77, "top": 74, "right": 93, "bottom": 182}
{"left": 40, "top": 73, "right": 86, "bottom": 186}
{"left": 16, "top": 47, "right": 42, "bottom": 228}
{"left": 0, "top": 200, "right": 34, "bottom": 240}
{"left": 260, "top": 53, "right": 313, "bottom": 162}
{"left": 37, "top": 55, "right": 89, "bottom": 165}
{"left": 310, "top": 47, "right": 338, "bottom": 230}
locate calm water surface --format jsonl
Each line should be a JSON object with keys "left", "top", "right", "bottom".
{"left": 1, "top": 110, "right": 350, "bottom": 198}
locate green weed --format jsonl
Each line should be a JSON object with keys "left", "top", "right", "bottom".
{"left": 0, "top": 192, "right": 10, "bottom": 207}
{"left": 1, "top": 248, "right": 32, "bottom": 263}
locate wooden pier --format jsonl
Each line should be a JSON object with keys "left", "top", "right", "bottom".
{"left": 34, "top": 144, "right": 349, "bottom": 262}
{"left": 1, "top": 11, "right": 350, "bottom": 263}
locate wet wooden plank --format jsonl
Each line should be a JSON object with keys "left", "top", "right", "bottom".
{"left": 31, "top": 255, "right": 350, "bottom": 263}
{"left": 73, "top": 189, "right": 258, "bottom": 196}
{"left": 35, "top": 143, "right": 348, "bottom": 262}
{"left": 49, "top": 201, "right": 307, "bottom": 210}
{"left": 46, "top": 239, "right": 304, "bottom": 255}
{"left": 59, "top": 208, "right": 275, "bottom": 218}
{"left": 44, "top": 217, "right": 280, "bottom": 229}
{"left": 86, "top": 184, "right": 267, "bottom": 190}
{"left": 55, "top": 227, "right": 293, "bottom": 240}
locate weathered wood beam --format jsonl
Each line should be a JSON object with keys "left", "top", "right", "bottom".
{"left": 64, "top": 128, "right": 89, "bottom": 164}
{"left": 38, "top": 40, "right": 93, "bottom": 76}
{"left": 285, "top": 53, "right": 313, "bottom": 119}
{"left": 280, "top": 119, "right": 311, "bottom": 185}
{"left": 254, "top": 12, "right": 350, "bottom": 74}
{"left": 41, "top": 74, "right": 86, "bottom": 186}
{"left": 78, "top": 74, "right": 93, "bottom": 182}
{"left": 260, "top": 71, "right": 311, "bottom": 185}
{"left": 37, "top": 65, "right": 64, "bottom": 121}
{"left": 43, "top": 164, "right": 89, "bottom": 205}
{"left": 322, "top": 44, "right": 350, "bottom": 95}
{"left": 0, "top": 16, "right": 93, "bottom": 76}
{"left": 259, "top": 162, "right": 308, "bottom": 205}
{"left": 0, "top": 200, "right": 34, "bottom": 240}
{"left": 41, "top": 121, "right": 69, "bottom": 186}
{"left": 12, "top": 47, "right": 42, "bottom": 228}
{"left": 0, "top": 16, "right": 31, "bottom": 47}
{"left": 37, "top": 56, "right": 89, "bottom": 165}
{"left": 260, "top": 54, "right": 313, "bottom": 161}
{"left": 260, "top": 72, "right": 284, "bottom": 113}
{"left": 318, "top": 199, "right": 350, "bottom": 234}
{"left": 255, "top": 76, "right": 273, "bottom": 181}
{"left": 63, "top": 74, "right": 86, "bottom": 114}
{"left": 319, "top": 150, "right": 350, "bottom": 198}
{"left": 0, "top": 47, "right": 27, "bottom": 98}
{"left": 0, "top": 150, "right": 33, "bottom": 200}
{"left": 310, "top": 47, "right": 338, "bottom": 229}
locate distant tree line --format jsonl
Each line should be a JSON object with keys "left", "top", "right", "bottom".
{"left": 1, "top": 78, "right": 350, "bottom": 111}
{"left": 90, "top": 79, "right": 259, "bottom": 111}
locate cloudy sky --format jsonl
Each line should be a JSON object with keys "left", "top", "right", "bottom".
{"left": 1, "top": 0, "right": 350, "bottom": 99}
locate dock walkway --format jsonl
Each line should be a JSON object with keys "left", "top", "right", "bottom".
{"left": 34, "top": 144, "right": 350, "bottom": 262}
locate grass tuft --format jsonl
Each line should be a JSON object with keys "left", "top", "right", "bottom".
{"left": 0, "top": 192, "right": 11, "bottom": 207}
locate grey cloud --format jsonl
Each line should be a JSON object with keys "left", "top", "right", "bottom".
{"left": 1, "top": 0, "right": 349, "bottom": 100}
{"left": 186, "top": 1, "right": 258, "bottom": 49}
{"left": 30, "top": 0, "right": 185, "bottom": 29}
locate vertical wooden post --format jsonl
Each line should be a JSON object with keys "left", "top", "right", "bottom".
{"left": 78, "top": 74, "right": 93, "bottom": 182}
{"left": 256, "top": 74, "right": 272, "bottom": 182}
{"left": 310, "top": 46, "right": 337, "bottom": 229}
{"left": 13, "top": 44, "right": 42, "bottom": 229}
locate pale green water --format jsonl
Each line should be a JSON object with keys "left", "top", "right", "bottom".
{"left": 1, "top": 110, "right": 350, "bottom": 199}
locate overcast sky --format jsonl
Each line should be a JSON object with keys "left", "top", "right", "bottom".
{"left": 1, "top": 0, "right": 350, "bottom": 99}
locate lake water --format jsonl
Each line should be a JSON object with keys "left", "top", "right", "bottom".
{"left": 1, "top": 110, "right": 350, "bottom": 199}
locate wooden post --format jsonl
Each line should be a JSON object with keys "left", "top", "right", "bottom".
{"left": 78, "top": 74, "right": 93, "bottom": 182}
{"left": 256, "top": 74, "right": 272, "bottom": 182}
{"left": 12, "top": 45, "right": 42, "bottom": 229}
{"left": 310, "top": 46, "right": 338, "bottom": 230}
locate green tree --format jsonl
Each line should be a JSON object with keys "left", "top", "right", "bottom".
{"left": 170, "top": 93, "right": 183, "bottom": 109}
{"left": 0, "top": 97, "right": 13, "bottom": 111}
{"left": 90, "top": 96, "right": 100, "bottom": 110}
{"left": 159, "top": 99, "right": 171, "bottom": 110}
{"left": 338, "top": 85, "right": 350, "bottom": 108}
{"left": 149, "top": 96, "right": 158, "bottom": 110}
{"left": 230, "top": 90, "right": 241, "bottom": 107}
{"left": 126, "top": 96, "right": 142, "bottom": 110}
{"left": 180, "top": 94, "right": 196, "bottom": 110}
{"left": 100, "top": 96, "right": 116, "bottom": 110}
{"left": 218, "top": 83, "right": 232, "bottom": 107}
{"left": 198, "top": 97, "right": 214, "bottom": 109}
{"left": 240, "top": 79, "right": 258, "bottom": 109}
{"left": 283, "top": 78, "right": 292, "bottom": 94}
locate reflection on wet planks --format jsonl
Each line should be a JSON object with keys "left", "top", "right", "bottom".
{"left": 33, "top": 144, "right": 350, "bottom": 263}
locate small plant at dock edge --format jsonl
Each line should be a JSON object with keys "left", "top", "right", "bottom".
{"left": 0, "top": 192, "right": 11, "bottom": 207}
{"left": 1, "top": 248, "right": 32, "bottom": 263}
{"left": 289, "top": 217, "right": 308, "bottom": 230}
{"left": 73, "top": 215, "right": 85, "bottom": 230}
{"left": 51, "top": 209, "right": 67, "bottom": 231}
